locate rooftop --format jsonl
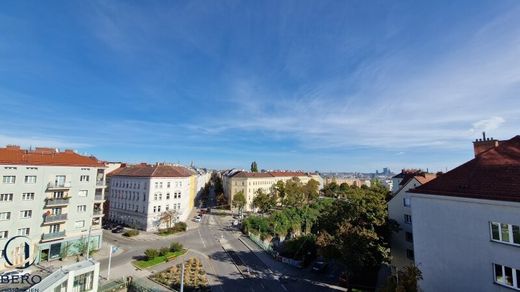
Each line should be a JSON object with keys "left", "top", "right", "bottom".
{"left": 108, "top": 163, "right": 194, "bottom": 178}
{"left": 231, "top": 170, "right": 309, "bottom": 178}
{"left": 412, "top": 135, "right": 520, "bottom": 202}
{"left": 0, "top": 145, "right": 104, "bottom": 167}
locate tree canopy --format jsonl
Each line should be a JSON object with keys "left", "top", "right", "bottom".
{"left": 232, "top": 190, "right": 246, "bottom": 212}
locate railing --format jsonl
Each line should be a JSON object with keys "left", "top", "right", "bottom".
{"left": 93, "top": 210, "right": 103, "bottom": 216}
{"left": 45, "top": 198, "right": 70, "bottom": 206}
{"left": 42, "top": 231, "right": 66, "bottom": 241}
{"left": 47, "top": 182, "right": 71, "bottom": 189}
{"left": 94, "top": 194, "right": 104, "bottom": 201}
{"left": 43, "top": 214, "right": 68, "bottom": 223}
{"left": 96, "top": 180, "right": 105, "bottom": 186}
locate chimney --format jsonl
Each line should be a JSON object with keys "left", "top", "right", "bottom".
{"left": 473, "top": 132, "right": 499, "bottom": 157}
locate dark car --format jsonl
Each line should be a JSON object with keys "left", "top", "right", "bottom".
{"left": 311, "top": 261, "right": 328, "bottom": 273}
{"left": 112, "top": 226, "right": 124, "bottom": 233}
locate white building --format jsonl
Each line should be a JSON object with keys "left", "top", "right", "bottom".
{"left": 27, "top": 259, "right": 100, "bottom": 292}
{"left": 0, "top": 146, "right": 106, "bottom": 269}
{"left": 107, "top": 163, "right": 197, "bottom": 231}
{"left": 388, "top": 170, "right": 436, "bottom": 269}
{"left": 409, "top": 135, "right": 520, "bottom": 291}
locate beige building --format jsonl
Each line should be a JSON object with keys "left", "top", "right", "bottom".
{"left": 0, "top": 145, "right": 106, "bottom": 269}
{"left": 223, "top": 170, "right": 322, "bottom": 211}
{"left": 323, "top": 177, "right": 370, "bottom": 187}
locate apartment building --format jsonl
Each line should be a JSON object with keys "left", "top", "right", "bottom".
{"left": 0, "top": 145, "right": 106, "bottom": 269}
{"left": 388, "top": 170, "right": 436, "bottom": 269}
{"left": 107, "top": 163, "right": 205, "bottom": 231}
{"left": 409, "top": 135, "right": 520, "bottom": 291}
{"left": 223, "top": 170, "right": 322, "bottom": 211}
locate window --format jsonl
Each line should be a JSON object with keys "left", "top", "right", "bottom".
{"left": 80, "top": 175, "right": 89, "bottom": 182}
{"left": 22, "top": 193, "right": 35, "bottom": 200}
{"left": 0, "top": 231, "right": 8, "bottom": 239}
{"left": 53, "top": 191, "right": 64, "bottom": 199}
{"left": 75, "top": 220, "right": 85, "bottom": 228}
{"left": 78, "top": 190, "right": 88, "bottom": 197}
{"left": 158, "top": 206, "right": 161, "bottom": 212}
{"left": 0, "top": 193, "right": 13, "bottom": 201}
{"left": 77, "top": 205, "right": 87, "bottom": 212}
{"left": 166, "top": 193, "right": 170, "bottom": 200}
{"left": 404, "top": 214, "right": 412, "bottom": 224}
{"left": 154, "top": 193, "right": 158, "bottom": 201}
{"left": 20, "top": 210, "right": 32, "bottom": 218}
{"left": 25, "top": 176, "right": 37, "bottom": 184}
{"left": 159, "top": 182, "right": 163, "bottom": 188}
{"left": 406, "top": 249, "right": 414, "bottom": 260}
{"left": 490, "top": 222, "right": 520, "bottom": 245}
{"left": 0, "top": 212, "right": 10, "bottom": 220}
{"left": 2, "top": 176, "right": 15, "bottom": 184}
{"left": 18, "top": 228, "right": 30, "bottom": 236}
{"left": 405, "top": 232, "right": 413, "bottom": 243}
{"left": 494, "top": 263, "right": 520, "bottom": 289}
{"left": 167, "top": 182, "right": 171, "bottom": 188}
{"left": 73, "top": 271, "right": 94, "bottom": 292}
{"left": 403, "top": 197, "right": 411, "bottom": 207}
{"left": 153, "top": 206, "right": 157, "bottom": 213}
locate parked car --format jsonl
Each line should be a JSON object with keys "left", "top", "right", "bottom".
{"left": 112, "top": 226, "right": 125, "bottom": 233}
{"left": 194, "top": 215, "right": 202, "bottom": 222}
{"left": 232, "top": 220, "right": 239, "bottom": 226}
{"left": 311, "top": 261, "right": 328, "bottom": 273}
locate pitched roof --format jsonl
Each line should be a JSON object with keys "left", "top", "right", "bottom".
{"left": 411, "top": 135, "right": 520, "bottom": 202}
{"left": 0, "top": 146, "right": 104, "bottom": 167}
{"left": 109, "top": 163, "right": 194, "bottom": 178}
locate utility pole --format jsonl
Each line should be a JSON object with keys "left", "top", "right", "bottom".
{"left": 180, "top": 261, "right": 185, "bottom": 292}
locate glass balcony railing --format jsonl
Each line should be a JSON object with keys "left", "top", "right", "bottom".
{"left": 43, "top": 213, "right": 68, "bottom": 223}
{"left": 42, "top": 231, "right": 66, "bottom": 241}
{"left": 47, "top": 182, "right": 71, "bottom": 189}
{"left": 45, "top": 198, "right": 70, "bottom": 206}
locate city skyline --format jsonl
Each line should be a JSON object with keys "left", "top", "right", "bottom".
{"left": 1, "top": 1, "right": 520, "bottom": 172}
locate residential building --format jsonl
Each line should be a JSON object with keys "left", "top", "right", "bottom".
{"left": 323, "top": 176, "right": 369, "bottom": 188}
{"left": 388, "top": 170, "right": 436, "bottom": 269}
{"left": 409, "top": 135, "right": 520, "bottom": 291}
{"left": 107, "top": 163, "right": 205, "bottom": 231}
{"left": 0, "top": 145, "right": 106, "bottom": 269}
{"left": 28, "top": 259, "right": 100, "bottom": 292}
{"left": 223, "top": 170, "right": 322, "bottom": 211}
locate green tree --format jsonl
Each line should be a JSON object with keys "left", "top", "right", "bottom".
{"left": 159, "top": 210, "right": 177, "bottom": 229}
{"left": 252, "top": 189, "right": 275, "bottom": 214}
{"left": 283, "top": 177, "right": 304, "bottom": 208}
{"left": 380, "top": 265, "right": 423, "bottom": 292}
{"left": 232, "top": 190, "right": 246, "bottom": 212}
{"left": 302, "top": 179, "right": 320, "bottom": 203}
{"left": 273, "top": 180, "right": 286, "bottom": 203}
{"left": 250, "top": 161, "right": 258, "bottom": 172}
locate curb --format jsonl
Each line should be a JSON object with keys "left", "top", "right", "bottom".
{"left": 237, "top": 236, "right": 276, "bottom": 274}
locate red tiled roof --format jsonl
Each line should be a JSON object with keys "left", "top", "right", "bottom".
{"left": 109, "top": 164, "right": 193, "bottom": 178}
{"left": 411, "top": 135, "right": 520, "bottom": 202}
{"left": 0, "top": 146, "right": 104, "bottom": 167}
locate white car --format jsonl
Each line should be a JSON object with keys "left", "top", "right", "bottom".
{"left": 194, "top": 215, "right": 202, "bottom": 222}
{"left": 232, "top": 220, "right": 239, "bottom": 226}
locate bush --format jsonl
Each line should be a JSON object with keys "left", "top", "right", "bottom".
{"left": 159, "top": 247, "right": 170, "bottom": 256}
{"left": 144, "top": 248, "right": 159, "bottom": 260}
{"left": 174, "top": 222, "right": 187, "bottom": 232}
{"left": 170, "top": 242, "right": 184, "bottom": 252}
{"left": 123, "top": 229, "right": 140, "bottom": 237}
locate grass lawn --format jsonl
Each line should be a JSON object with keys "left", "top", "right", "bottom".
{"left": 133, "top": 249, "right": 187, "bottom": 269}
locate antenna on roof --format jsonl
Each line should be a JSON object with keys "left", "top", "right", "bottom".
{"left": 482, "top": 131, "right": 486, "bottom": 141}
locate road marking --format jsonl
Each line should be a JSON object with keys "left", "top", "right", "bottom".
{"left": 281, "top": 284, "right": 288, "bottom": 291}
{"left": 198, "top": 228, "right": 207, "bottom": 248}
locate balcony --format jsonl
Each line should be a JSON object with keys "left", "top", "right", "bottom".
{"left": 47, "top": 182, "right": 71, "bottom": 190}
{"left": 43, "top": 214, "right": 68, "bottom": 224}
{"left": 93, "top": 210, "right": 104, "bottom": 216}
{"left": 42, "top": 231, "right": 66, "bottom": 241}
{"left": 94, "top": 194, "right": 104, "bottom": 201}
{"left": 45, "top": 198, "right": 70, "bottom": 207}
{"left": 96, "top": 180, "right": 106, "bottom": 187}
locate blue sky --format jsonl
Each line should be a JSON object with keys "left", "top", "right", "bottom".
{"left": 1, "top": 1, "right": 520, "bottom": 172}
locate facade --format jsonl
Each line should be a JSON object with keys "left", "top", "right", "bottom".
{"left": 388, "top": 170, "right": 435, "bottom": 269}
{"left": 409, "top": 135, "right": 520, "bottom": 291}
{"left": 323, "top": 176, "right": 370, "bottom": 188}
{"left": 223, "top": 170, "right": 322, "bottom": 211}
{"left": 0, "top": 146, "right": 106, "bottom": 270}
{"left": 107, "top": 163, "right": 205, "bottom": 231}
{"left": 28, "top": 259, "right": 100, "bottom": 292}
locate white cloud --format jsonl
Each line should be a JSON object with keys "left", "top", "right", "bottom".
{"left": 471, "top": 117, "right": 506, "bottom": 133}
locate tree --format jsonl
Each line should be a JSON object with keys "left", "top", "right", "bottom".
{"left": 273, "top": 180, "right": 286, "bottom": 203}
{"left": 232, "top": 190, "right": 246, "bottom": 213}
{"left": 159, "top": 210, "right": 178, "bottom": 229}
{"left": 302, "top": 179, "right": 320, "bottom": 203}
{"left": 250, "top": 161, "right": 258, "bottom": 172}
{"left": 380, "top": 265, "right": 423, "bottom": 292}
{"left": 283, "top": 177, "right": 304, "bottom": 208}
{"left": 252, "top": 189, "right": 275, "bottom": 214}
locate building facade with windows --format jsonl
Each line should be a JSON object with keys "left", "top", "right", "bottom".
{"left": 223, "top": 170, "right": 322, "bottom": 211}
{"left": 107, "top": 163, "right": 198, "bottom": 231}
{"left": 409, "top": 135, "right": 520, "bottom": 291}
{"left": 0, "top": 145, "right": 106, "bottom": 269}
{"left": 388, "top": 170, "right": 436, "bottom": 269}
